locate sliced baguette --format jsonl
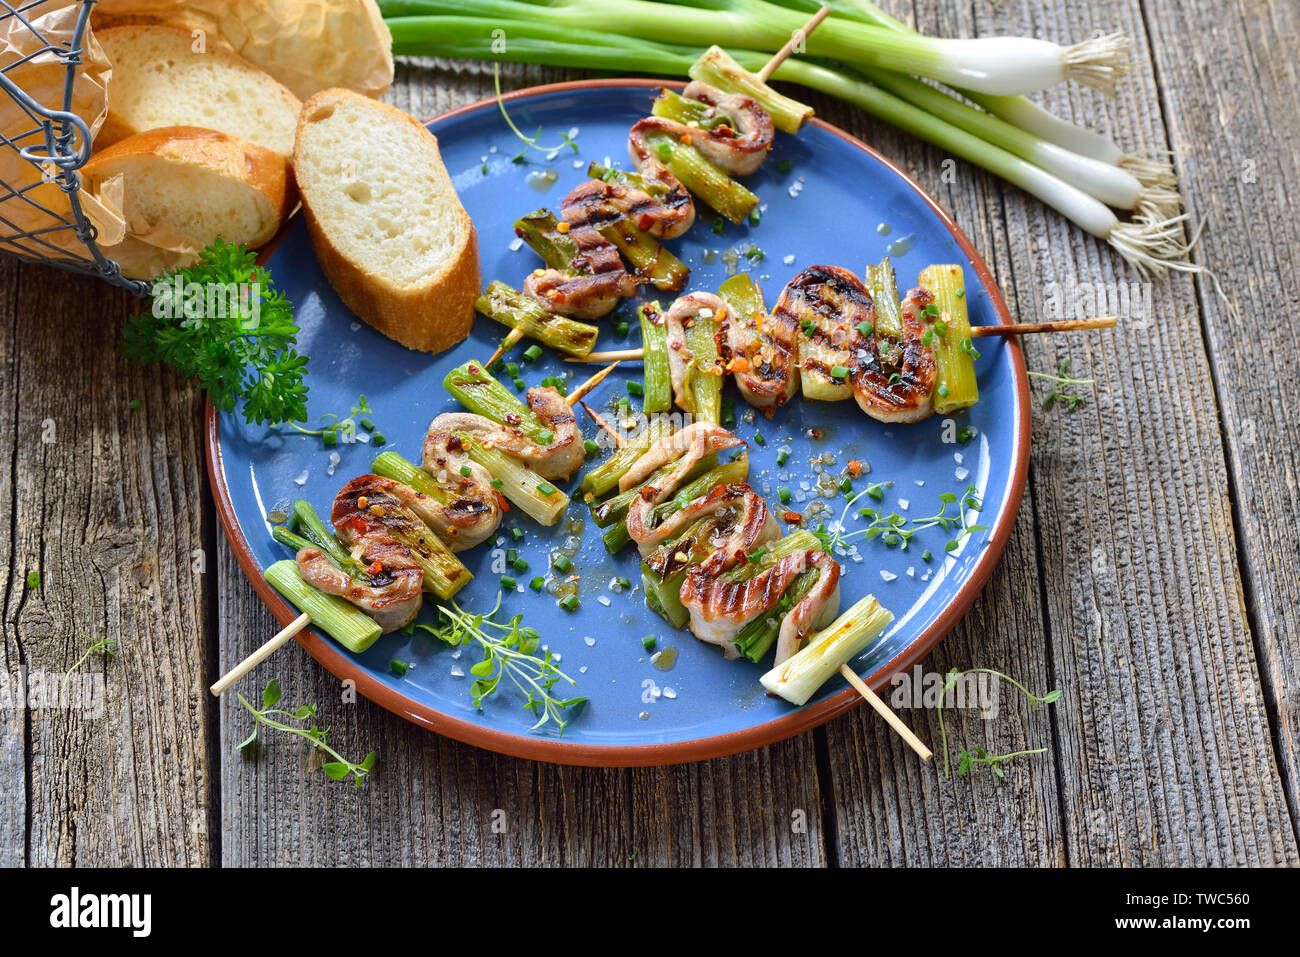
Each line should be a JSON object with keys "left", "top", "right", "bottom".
{"left": 293, "top": 89, "right": 480, "bottom": 353}
{"left": 81, "top": 126, "right": 297, "bottom": 254}
{"left": 96, "top": 25, "right": 301, "bottom": 159}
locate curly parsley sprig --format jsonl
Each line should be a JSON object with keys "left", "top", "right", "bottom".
{"left": 120, "top": 240, "right": 309, "bottom": 426}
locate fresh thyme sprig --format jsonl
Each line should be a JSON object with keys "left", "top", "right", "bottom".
{"left": 57, "top": 637, "right": 115, "bottom": 716}
{"left": 935, "top": 667, "right": 1061, "bottom": 779}
{"left": 288, "top": 394, "right": 382, "bottom": 446}
{"left": 419, "top": 596, "right": 587, "bottom": 734}
{"left": 1028, "top": 357, "right": 1095, "bottom": 410}
{"left": 494, "top": 63, "right": 580, "bottom": 161}
{"left": 237, "top": 679, "right": 376, "bottom": 787}
{"left": 814, "top": 483, "right": 986, "bottom": 555}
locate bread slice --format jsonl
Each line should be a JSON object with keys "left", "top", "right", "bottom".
{"left": 293, "top": 88, "right": 480, "bottom": 353}
{"left": 96, "top": 25, "right": 301, "bottom": 159}
{"left": 82, "top": 126, "right": 297, "bottom": 253}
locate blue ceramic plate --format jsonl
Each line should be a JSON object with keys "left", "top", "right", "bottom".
{"left": 209, "top": 80, "right": 1029, "bottom": 765}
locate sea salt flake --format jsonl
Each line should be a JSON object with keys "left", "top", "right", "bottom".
{"left": 898, "top": 498, "right": 909, "bottom": 510}
{"left": 663, "top": 687, "right": 677, "bottom": 699}
{"left": 879, "top": 570, "right": 897, "bottom": 582}
{"left": 584, "top": 636, "right": 596, "bottom": 647}
{"left": 783, "top": 254, "right": 795, "bottom": 265}
{"left": 509, "top": 236, "right": 524, "bottom": 251}
{"left": 597, "top": 596, "right": 611, "bottom": 606}
{"left": 293, "top": 470, "right": 308, "bottom": 486}
{"left": 450, "top": 665, "right": 465, "bottom": 678}
{"left": 955, "top": 466, "right": 970, "bottom": 480}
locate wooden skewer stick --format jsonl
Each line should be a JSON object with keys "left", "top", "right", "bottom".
{"left": 759, "top": 5, "right": 832, "bottom": 82}
{"left": 566, "top": 360, "right": 621, "bottom": 407}
{"left": 581, "top": 400, "right": 626, "bottom": 448}
{"left": 968, "top": 315, "right": 1116, "bottom": 338}
{"left": 838, "top": 663, "right": 933, "bottom": 761}
{"left": 210, "top": 612, "right": 312, "bottom": 696}
{"left": 566, "top": 317, "right": 1119, "bottom": 363}
{"left": 487, "top": 328, "right": 525, "bottom": 368}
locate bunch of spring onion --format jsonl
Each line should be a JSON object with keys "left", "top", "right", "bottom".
{"left": 379, "top": 0, "right": 1198, "bottom": 276}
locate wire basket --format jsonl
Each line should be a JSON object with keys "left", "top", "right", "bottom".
{"left": 0, "top": 0, "right": 147, "bottom": 295}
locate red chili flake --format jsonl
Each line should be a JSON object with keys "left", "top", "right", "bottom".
{"left": 496, "top": 492, "right": 511, "bottom": 512}
{"left": 365, "top": 560, "right": 383, "bottom": 576}
{"left": 782, "top": 510, "right": 803, "bottom": 524}
{"left": 446, "top": 435, "right": 463, "bottom": 451}
{"left": 637, "top": 212, "right": 655, "bottom": 231}
{"left": 468, "top": 364, "right": 480, "bottom": 375}
{"left": 809, "top": 428, "right": 822, "bottom": 440}
{"left": 505, "top": 412, "right": 521, "bottom": 426}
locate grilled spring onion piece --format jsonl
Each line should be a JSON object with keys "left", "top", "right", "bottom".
{"left": 799, "top": 312, "right": 852, "bottom": 403}
{"left": 733, "top": 569, "right": 818, "bottom": 663}
{"left": 917, "top": 264, "right": 978, "bottom": 414}
{"left": 642, "top": 130, "right": 758, "bottom": 224}
{"left": 600, "top": 455, "right": 745, "bottom": 553}
{"left": 640, "top": 515, "right": 715, "bottom": 628}
{"left": 382, "top": 502, "right": 472, "bottom": 599}
{"left": 475, "top": 281, "right": 598, "bottom": 359}
{"left": 652, "top": 87, "right": 736, "bottom": 130}
{"left": 444, "top": 360, "right": 552, "bottom": 441}
{"left": 289, "top": 499, "right": 364, "bottom": 568}
{"left": 370, "top": 450, "right": 450, "bottom": 503}
{"left": 685, "top": 307, "right": 723, "bottom": 422}
{"left": 687, "top": 44, "right": 814, "bottom": 134}
{"left": 718, "top": 528, "right": 821, "bottom": 581}
{"left": 718, "top": 271, "right": 764, "bottom": 322}
{"left": 590, "top": 452, "right": 719, "bottom": 528}
{"left": 639, "top": 301, "right": 673, "bottom": 413}
{"left": 580, "top": 416, "right": 673, "bottom": 498}
{"left": 588, "top": 163, "right": 690, "bottom": 291}
{"left": 264, "top": 559, "right": 382, "bottom": 654}
{"left": 760, "top": 595, "right": 894, "bottom": 706}
{"left": 513, "top": 208, "right": 582, "bottom": 270}
{"left": 862, "top": 256, "right": 904, "bottom": 342}
{"left": 458, "top": 431, "right": 568, "bottom": 525}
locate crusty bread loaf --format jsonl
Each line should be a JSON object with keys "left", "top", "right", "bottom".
{"left": 293, "top": 89, "right": 480, "bottom": 354}
{"left": 81, "top": 126, "right": 297, "bottom": 256}
{"left": 93, "top": 0, "right": 393, "bottom": 100}
{"left": 96, "top": 25, "right": 301, "bottom": 159}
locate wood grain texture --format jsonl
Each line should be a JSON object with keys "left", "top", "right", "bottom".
{"left": 0, "top": 262, "right": 214, "bottom": 866}
{"left": 1142, "top": 0, "right": 1300, "bottom": 854}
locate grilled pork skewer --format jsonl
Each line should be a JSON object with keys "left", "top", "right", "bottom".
{"left": 681, "top": 549, "right": 842, "bottom": 663}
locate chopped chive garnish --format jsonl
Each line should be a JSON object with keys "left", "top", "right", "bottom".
{"left": 552, "top": 554, "right": 573, "bottom": 573}
{"left": 491, "top": 477, "right": 504, "bottom": 489}
{"left": 390, "top": 659, "right": 409, "bottom": 676}
{"left": 513, "top": 558, "right": 529, "bottom": 572}
{"left": 537, "top": 481, "right": 558, "bottom": 496}
{"left": 747, "top": 549, "right": 766, "bottom": 563}
{"left": 830, "top": 365, "right": 849, "bottom": 380}
{"left": 511, "top": 527, "right": 524, "bottom": 542}
{"left": 530, "top": 576, "right": 545, "bottom": 590}
{"left": 460, "top": 464, "right": 472, "bottom": 477}
{"left": 523, "top": 344, "right": 544, "bottom": 361}
{"left": 777, "top": 159, "right": 793, "bottom": 172}
{"left": 505, "top": 362, "right": 520, "bottom": 376}
{"left": 754, "top": 431, "right": 765, "bottom": 446}
{"left": 778, "top": 486, "right": 791, "bottom": 503}
{"left": 721, "top": 398, "right": 735, "bottom": 426}
{"left": 584, "top": 438, "right": 600, "bottom": 455}
{"left": 856, "top": 321, "right": 873, "bottom": 338}
{"left": 838, "top": 475, "right": 853, "bottom": 493}
{"left": 615, "top": 320, "right": 630, "bottom": 337}
{"left": 537, "top": 429, "right": 555, "bottom": 444}
{"left": 712, "top": 217, "right": 725, "bottom": 234}
{"left": 776, "top": 449, "right": 788, "bottom": 466}
{"left": 867, "top": 484, "right": 885, "bottom": 502}
{"left": 322, "top": 430, "right": 337, "bottom": 447}
{"left": 615, "top": 576, "right": 631, "bottom": 589}
{"left": 627, "top": 381, "right": 643, "bottom": 397}
{"left": 501, "top": 575, "right": 517, "bottom": 589}
{"left": 559, "top": 594, "right": 580, "bottom": 612}
{"left": 937, "top": 383, "right": 950, "bottom": 398}
{"left": 749, "top": 208, "right": 761, "bottom": 226}
{"left": 921, "top": 549, "right": 933, "bottom": 562}
{"left": 371, "top": 433, "right": 386, "bottom": 446}
{"left": 513, "top": 377, "right": 527, "bottom": 391}
{"left": 641, "top": 634, "right": 657, "bottom": 651}
{"left": 359, "top": 417, "right": 375, "bottom": 431}
{"left": 507, "top": 548, "right": 518, "bottom": 564}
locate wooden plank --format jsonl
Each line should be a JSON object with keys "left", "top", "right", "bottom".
{"left": 802, "top": 0, "right": 1066, "bottom": 858}
{"left": 1143, "top": 0, "right": 1300, "bottom": 853}
{"left": 823, "top": 0, "right": 1295, "bottom": 865}
{"left": 0, "top": 262, "right": 213, "bottom": 866}
{"left": 216, "top": 58, "right": 826, "bottom": 867}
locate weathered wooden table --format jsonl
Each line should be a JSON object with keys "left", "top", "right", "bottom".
{"left": 3, "top": 0, "right": 1297, "bottom": 867}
